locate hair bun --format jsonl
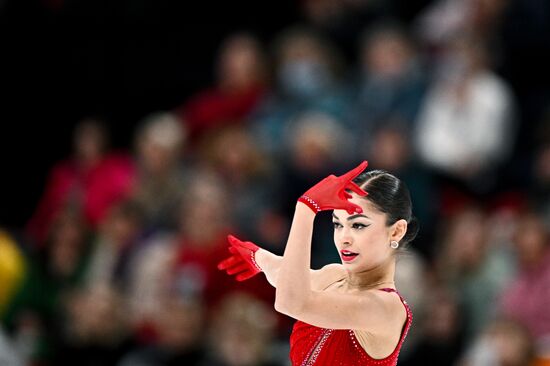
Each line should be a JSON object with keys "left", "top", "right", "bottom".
{"left": 402, "top": 216, "right": 419, "bottom": 246}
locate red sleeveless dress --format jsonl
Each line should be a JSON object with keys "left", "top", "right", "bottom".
{"left": 289, "top": 288, "right": 412, "bottom": 366}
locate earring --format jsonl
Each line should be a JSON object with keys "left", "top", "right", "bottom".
{"left": 390, "top": 240, "right": 399, "bottom": 249}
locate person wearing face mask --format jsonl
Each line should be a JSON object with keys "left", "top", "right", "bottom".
{"left": 249, "top": 26, "right": 351, "bottom": 156}
{"left": 277, "top": 58, "right": 331, "bottom": 100}
{"left": 349, "top": 22, "right": 427, "bottom": 138}
{"left": 219, "top": 161, "right": 418, "bottom": 365}
{"left": 273, "top": 27, "right": 343, "bottom": 101}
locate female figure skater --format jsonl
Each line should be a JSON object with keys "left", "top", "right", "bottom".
{"left": 218, "top": 161, "right": 417, "bottom": 365}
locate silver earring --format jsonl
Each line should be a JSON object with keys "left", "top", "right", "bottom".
{"left": 390, "top": 241, "right": 399, "bottom": 249}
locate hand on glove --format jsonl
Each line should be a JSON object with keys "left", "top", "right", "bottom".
{"left": 298, "top": 161, "right": 369, "bottom": 215}
{"left": 218, "top": 234, "right": 262, "bottom": 281}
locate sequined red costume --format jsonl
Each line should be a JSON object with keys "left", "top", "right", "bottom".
{"left": 289, "top": 288, "right": 412, "bottom": 366}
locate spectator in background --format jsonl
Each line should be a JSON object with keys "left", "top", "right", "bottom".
{"left": 3, "top": 208, "right": 91, "bottom": 365}
{"left": 459, "top": 317, "right": 534, "bottom": 366}
{"left": 403, "top": 285, "right": 465, "bottom": 365}
{"left": 435, "top": 206, "right": 516, "bottom": 339}
{"left": 196, "top": 126, "right": 287, "bottom": 251}
{"left": 250, "top": 26, "right": 350, "bottom": 156}
{"left": 172, "top": 170, "right": 274, "bottom": 309}
{"left": 118, "top": 297, "right": 206, "bottom": 366}
{"left": 348, "top": 22, "right": 426, "bottom": 140}
{"left": 414, "top": 35, "right": 516, "bottom": 193}
{"left": 169, "top": 171, "right": 239, "bottom": 306}
{"left": 131, "top": 112, "right": 187, "bottom": 233}
{"left": 56, "top": 285, "right": 133, "bottom": 366}
{"left": 200, "top": 292, "right": 281, "bottom": 366}
{"left": 26, "top": 118, "right": 135, "bottom": 247}
{"left": 127, "top": 171, "right": 218, "bottom": 337}
{"left": 499, "top": 212, "right": 550, "bottom": 354}
{"left": 299, "top": 0, "right": 392, "bottom": 61}
{"left": 83, "top": 200, "right": 144, "bottom": 292}
{"left": 176, "top": 33, "right": 268, "bottom": 144}
{"left": 128, "top": 170, "right": 273, "bottom": 340}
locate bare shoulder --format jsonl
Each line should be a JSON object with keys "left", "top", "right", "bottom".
{"left": 310, "top": 263, "right": 346, "bottom": 291}
{"left": 373, "top": 289, "right": 407, "bottom": 315}
{"left": 363, "top": 289, "right": 407, "bottom": 334}
{"left": 349, "top": 289, "right": 409, "bottom": 358}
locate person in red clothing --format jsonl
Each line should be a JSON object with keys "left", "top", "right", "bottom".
{"left": 26, "top": 118, "right": 135, "bottom": 246}
{"left": 170, "top": 170, "right": 274, "bottom": 309}
{"left": 176, "top": 33, "right": 268, "bottom": 144}
{"left": 219, "top": 161, "right": 418, "bottom": 365}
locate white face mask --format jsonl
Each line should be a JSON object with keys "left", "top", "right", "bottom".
{"left": 278, "top": 60, "right": 330, "bottom": 99}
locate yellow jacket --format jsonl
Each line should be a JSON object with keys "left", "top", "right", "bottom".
{"left": 0, "top": 230, "right": 25, "bottom": 317}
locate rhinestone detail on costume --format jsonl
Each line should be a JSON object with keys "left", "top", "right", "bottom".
{"left": 250, "top": 252, "right": 262, "bottom": 272}
{"left": 302, "top": 329, "right": 333, "bottom": 366}
{"left": 298, "top": 195, "right": 321, "bottom": 213}
{"left": 289, "top": 288, "right": 412, "bottom": 365}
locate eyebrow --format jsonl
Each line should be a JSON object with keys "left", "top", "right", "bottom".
{"left": 332, "top": 213, "right": 371, "bottom": 221}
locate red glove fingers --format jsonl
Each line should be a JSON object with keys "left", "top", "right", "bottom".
{"left": 346, "top": 180, "right": 367, "bottom": 196}
{"left": 226, "top": 263, "right": 251, "bottom": 275}
{"left": 217, "top": 235, "right": 262, "bottom": 282}
{"left": 298, "top": 161, "right": 369, "bottom": 215}
{"left": 236, "top": 270, "right": 258, "bottom": 282}
{"left": 217, "top": 253, "right": 241, "bottom": 270}
{"left": 340, "top": 161, "right": 369, "bottom": 181}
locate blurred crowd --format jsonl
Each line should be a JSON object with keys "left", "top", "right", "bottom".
{"left": 2, "top": 0, "right": 550, "bottom": 365}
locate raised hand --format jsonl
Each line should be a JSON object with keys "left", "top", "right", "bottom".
{"left": 217, "top": 234, "right": 262, "bottom": 281}
{"left": 298, "top": 161, "right": 369, "bottom": 215}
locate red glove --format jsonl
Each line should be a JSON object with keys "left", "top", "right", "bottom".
{"left": 298, "top": 161, "right": 369, "bottom": 214}
{"left": 217, "top": 235, "right": 262, "bottom": 281}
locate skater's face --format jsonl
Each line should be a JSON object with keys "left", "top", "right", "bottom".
{"left": 332, "top": 195, "right": 407, "bottom": 271}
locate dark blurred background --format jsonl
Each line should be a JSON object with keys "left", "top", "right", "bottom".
{"left": 0, "top": 0, "right": 302, "bottom": 227}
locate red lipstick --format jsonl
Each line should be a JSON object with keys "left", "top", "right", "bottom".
{"left": 340, "top": 250, "right": 359, "bottom": 262}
